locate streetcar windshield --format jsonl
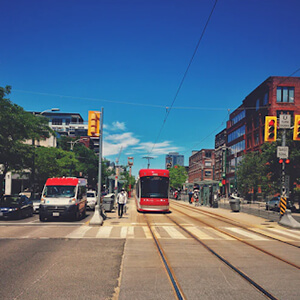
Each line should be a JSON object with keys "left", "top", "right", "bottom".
{"left": 141, "top": 176, "right": 169, "bottom": 198}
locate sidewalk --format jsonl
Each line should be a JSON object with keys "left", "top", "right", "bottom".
{"left": 173, "top": 197, "right": 300, "bottom": 230}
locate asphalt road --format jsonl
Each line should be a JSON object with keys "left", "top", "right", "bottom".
{"left": 0, "top": 200, "right": 299, "bottom": 300}
{"left": 0, "top": 239, "right": 124, "bottom": 300}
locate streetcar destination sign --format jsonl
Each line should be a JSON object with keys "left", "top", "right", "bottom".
{"left": 277, "top": 146, "right": 289, "bottom": 159}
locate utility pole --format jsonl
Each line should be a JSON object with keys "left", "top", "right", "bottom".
{"left": 128, "top": 157, "right": 134, "bottom": 197}
{"left": 90, "top": 108, "right": 104, "bottom": 225}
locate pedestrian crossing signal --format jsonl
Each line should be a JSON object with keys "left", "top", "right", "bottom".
{"left": 293, "top": 115, "right": 300, "bottom": 141}
{"left": 264, "top": 116, "right": 277, "bottom": 142}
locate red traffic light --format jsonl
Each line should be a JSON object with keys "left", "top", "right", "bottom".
{"left": 285, "top": 159, "right": 290, "bottom": 164}
{"left": 279, "top": 159, "right": 283, "bottom": 164}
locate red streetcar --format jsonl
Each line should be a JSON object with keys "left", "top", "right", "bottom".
{"left": 135, "top": 169, "right": 170, "bottom": 212}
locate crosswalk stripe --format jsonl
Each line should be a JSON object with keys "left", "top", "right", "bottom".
{"left": 96, "top": 226, "right": 113, "bottom": 238}
{"left": 163, "top": 226, "right": 187, "bottom": 239}
{"left": 120, "top": 227, "right": 128, "bottom": 238}
{"left": 127, "top": 226, "right": 134, "bottom": 238}
{"left": 267, "top": 228, "right": 300, "bottom": 240}
{"left": 142, "top": 226, "right": 152, "bottom": 239}
{"left": 205, "top": 227, "right": 235, "bottom": 240}
{"left": 66, "top": 226, "right": 91, "bottom": 238}
{"left": 225, "top": 227, "right": 268, "bottom": 240}
{"left": 151, "top": 226, "right": 162, "bottom": 238}
{"left": 187, "top": 227, "right": 214, "bottom": 240}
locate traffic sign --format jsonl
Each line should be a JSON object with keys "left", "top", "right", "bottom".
{"left": 279, "top": 114, "right": 291, "bottom": 129}
{"left": 277, "top": 146, "right": 289, "bottom": 159}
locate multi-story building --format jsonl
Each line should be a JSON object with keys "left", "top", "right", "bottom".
{"left": 244, "top": 76, "right": 300, "bottom": 152}
{"left": 32, "top": 111, "right": 88, "bottom": 138}
{"left": 226, "top": 105, "right": 246, "bottom": 194}
{"left": 188, "top": 149, "right": 215, "bottom": 184}
{"left": 165, "top": 152, "right": 184, "bottom": 168}
{"left": 214, "top": 129, "right": 227, "bottom": 188}
{"left": 218, "top": 76, "right": 300, "bottom": 196}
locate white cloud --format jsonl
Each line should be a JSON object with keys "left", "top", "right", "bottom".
{"left": 132, "top": 141, "right": 180, "bottom": 156}
{"left": 103, "top": 132, "right": 140, "bottom": 156}
{"left": 104, "top": 121, "right": 126, "bottom": 131}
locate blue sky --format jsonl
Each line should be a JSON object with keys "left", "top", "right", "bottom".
{"left": 1, "top": 0, "right": 300, "bottom": 176}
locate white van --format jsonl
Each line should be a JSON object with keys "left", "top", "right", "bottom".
{"left": 86, "top": 190, "right": 97, "bottom": 210}
{"left": 39, "top": 177, "right": 87, "bottom": 221}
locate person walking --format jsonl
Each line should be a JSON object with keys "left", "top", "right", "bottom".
{"left": 117, "top": 188, "right": 127, "bottom": 218}
{"left": 188, "top": 189, "right": 193, "bottom": 204}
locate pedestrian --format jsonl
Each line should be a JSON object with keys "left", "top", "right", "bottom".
{"left": 117, "top": 188, "right": 127, "bottom": 218}
{"left": 193, "top": 187, "right": 199, "bottom": 206}
{"left": 188, "top": 189, "right": 193, "bottom": 204}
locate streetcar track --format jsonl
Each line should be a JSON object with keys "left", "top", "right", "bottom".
{"left": 144, "top": 214, "right": 186, "bottom": 300}
{"left": 170, "top": 203, "right": 300, "bottom": 270}
{"left": 165, "top": 214, "right": 278, "bottom": 300}
{"left": 172, "top": 201, "right": 300, "bottom": 249}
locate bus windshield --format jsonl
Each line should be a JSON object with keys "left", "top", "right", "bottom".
{"left": 141, "top": 176, "right": 169, "bottom": 198}
{"left": 43, "top": 186, "right": 76, "bottom": 198}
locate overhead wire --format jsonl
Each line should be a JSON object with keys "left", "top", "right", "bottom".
{"left": 148, "top": 0, "right": 219, "bottom": 156}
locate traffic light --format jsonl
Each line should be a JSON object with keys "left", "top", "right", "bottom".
{"left": 88, "top": 111, "right": 100, "bottom": 137}
{"left": 293, "top": 115, "right": 300, "bottom": 141}
{"left": 264, "top": 116, "right": 277, "bottom": 142}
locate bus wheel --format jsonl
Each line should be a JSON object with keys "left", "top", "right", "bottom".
{"left": 39, "top": 215, "right": 46, "bottom": 222}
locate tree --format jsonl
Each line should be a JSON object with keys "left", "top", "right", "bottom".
{"left": 0, "top": 86, "right": 53, "bottom": 195}
{"left": 237, "top": 129, "right": 300, "bottom": 200}
{"left": 34, "top": 147, "right": 79, "bottom": 192}
{"left": 169, "top": 165, "right": 188, "bottom": 190}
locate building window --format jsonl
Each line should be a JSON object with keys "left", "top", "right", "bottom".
{"left": 231, "top": 110, "right": 245, "bottom": 125}
{"left": 256, "top": 99, "right": 260, "bottom": 111}
{"left": 276, "top": 87, "right": 294, "bottom": 103}
{"left": 65, "top": 119, "right": 71, "bottom": 125}
{"left": 254, "top": 132, "right": 259, "bottom": 145}
{"left": 52, "top": 118, "right": 62, "bottom": 125}
{"left": 205, "top": 152, "right": 212, "bottom": 158}
{"left": 205, "top": 171, "right": 211, "bottom": 177}
{"left": 263, "top": 92, "right": 268, "bottom": 105}
{"left": 205, "top": 161, "right": 212, "bottom": 167}
{"left": 228, "top": 125, "right": 245, "bottom": 143}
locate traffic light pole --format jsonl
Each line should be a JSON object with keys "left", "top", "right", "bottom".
{"left": 280, "top": 129, "right": 287, "bottom": 217}
{"left": 90, "top": 107, "right": 104, "bottom": 225}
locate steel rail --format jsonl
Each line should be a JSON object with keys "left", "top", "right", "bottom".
{"left": 170, "top": 204, "right": 300, "bottom": 270}
{"left": 143, "top": 214, "right": 186, "bottom": 300}
{"left": 172, "top": 201, "right": 300, "bottom": 249}
{"left": 166, "top": 214, "right": 279, "bottom": 300}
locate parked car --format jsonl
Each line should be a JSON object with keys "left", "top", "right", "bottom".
{"left": 0, "top": 195, "right": 33, "bottom": 219}
{"left": 30, "top": 193, "right": 41, "bottom": 214}
{"left": 86, "top": 190, "right": 97, "bottom": 210}
{"left": 266, "top": 196, "right": 293, "bottom": 211}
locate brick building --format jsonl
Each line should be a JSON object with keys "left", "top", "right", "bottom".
{"left": 188, "top": 149, "right": 215, "bottom": 183}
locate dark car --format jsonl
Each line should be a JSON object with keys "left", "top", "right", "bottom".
{"left": 266, "top": 196, "right": 293, "bottom": 212}
{"left": 0, "top": 195, "right": 33, "bottom": 219}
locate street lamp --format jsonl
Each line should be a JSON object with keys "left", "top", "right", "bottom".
{"left": 69, "top": 137, "right": 89, "bottom": 151}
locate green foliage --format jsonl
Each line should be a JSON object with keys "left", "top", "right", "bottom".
{"left": 0, "top": 86, "right": 53, "bottom": 194}
{"left": 237, "top": 129, "right": 300, "bottom": 199}
{"left": 169, "top": 165, "right": 187, "bottom": 190}
{"left": 119, "top": 166, "right": 135, "bottom": 191}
